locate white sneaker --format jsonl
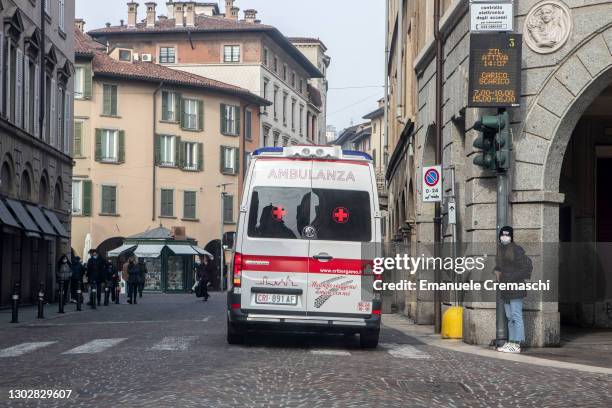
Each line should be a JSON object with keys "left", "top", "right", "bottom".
{"left": 501, "top": 342, "right": 521, "bottom": 353}
{"left": 496, "top": 342, "right": 511, "bottom": 352}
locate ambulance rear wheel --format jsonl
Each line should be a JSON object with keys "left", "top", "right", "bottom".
{"left": 226, "top": 318, "right": 244, "bottom": 345}
{"left": 359, "top": 329, "right": 379, "bottom": 349}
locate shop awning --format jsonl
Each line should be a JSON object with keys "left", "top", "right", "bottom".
{"left": 167, "top": 244, "right": 199, "bottom": 255}
{"left": 42, "top": 209, "right": 69, "bottom": 238}
{"left": 134, "top": 244, "right": 165, "bottom": 258}
{"left": 0, "top": 199, "right": 20, "bottom": 229}
{"left": 107, "top": 244, "right": 136, "bottom": 257}
{"left": 26, "top": 205, "right": 56, "bottom": 239}
{"left": 192, "top": 246, "right": 214, "bottom": 259}
{"left": 5, "top": 199, "right": 41, "bottom": 238}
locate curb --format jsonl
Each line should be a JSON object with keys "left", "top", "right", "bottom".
{"left": 382, "top": 313, "right": 612, "bottom": 375}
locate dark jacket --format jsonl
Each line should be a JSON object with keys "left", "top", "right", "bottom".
{"left": 71, "top": 261, "right": 86, "bottom": 281}
{"left": 137, "top": 261, "right": 148, "bottom": 284}
{"left": 107, "top": 263, "right": 120, "bottom": 284}
{"left": 86, "top": 256, "right": 106, "bottom": 283}
{"left": 127, "top": 262, "right": 141, "bottom": 284}
{"left": 495, "top": 243, "right": 531, "bottom": 300}
{"left": 196, "top": 263, "right": 209, "bottom": 281}
{"left": 56, "top": 260, "right": 72, "bottom": 282}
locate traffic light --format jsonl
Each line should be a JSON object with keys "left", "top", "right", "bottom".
{"left": 495, "top": 112, "right": 510, "bottom": 171}
{"left": 472, "top": 112, "right": 511, "bottom": 172}
{"left": 472, "top": 116, "right": 498, "bottom": 171}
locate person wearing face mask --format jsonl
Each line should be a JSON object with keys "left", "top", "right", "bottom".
{"left": 56, "top": 255, "right": 72, "bottom": 307}
{"left": 494, "top": 226, "right": 532, "bottom": 354}
{"left": 86, "top": 249, "right": 106, "bottom": 305}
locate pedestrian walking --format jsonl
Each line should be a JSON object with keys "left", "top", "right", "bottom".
{"left": 137, "top": 258, "right": 148, "bottom": 298}
{"left": 494, "top": 226, "right": 533, "bottom": 354}
{"left": 70, "top": 256, "right": 86, "bottom": 303}
{"left": 107, "top": 260, "right": 120, "bottom": 303}
{"left": 195, "top": 255, "right": 212, "bottom": 301}
{"left": 121, "top": 258, "right": 129, "bottom": 299}
{"left": 56, "top": 255, "right": 72, "bottom": 306}
{"left": 86, "top": 249, "right": 106, "bottom": 305}
{"left": 127, "top": 256, "right": 140, "bottom": 304}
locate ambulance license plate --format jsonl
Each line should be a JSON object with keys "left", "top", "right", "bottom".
{"left": 255, "top": 293, "right": 297, "bottom": 305}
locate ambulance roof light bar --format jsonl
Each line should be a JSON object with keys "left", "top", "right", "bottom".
{"left": 252, "top": 146, "right": 372, "bottom": 161}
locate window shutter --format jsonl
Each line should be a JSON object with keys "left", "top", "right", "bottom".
{"left": 103, "top": 85, "right": 111, "bottom": 115}
{"left": 197, "top": 143, "right": 203, "bottom": 172}
{"left": 118, "top": 130, "right": 125, "bottom": 163}
{"left": 111, "top": 85, "right": 118, "bottom": 116}
{"left": 178, "top": 139, "right": 185, "bottom": 169}
{"left": 245, "top": 110, "right": 252, "bottom": 140}
{"left": 197, "top": 100, "right": 204, "bottom": 131}
{"left": 34, "top": 64, "right": 40, "bottom": 137}
{"left": 154, "top": 134, "right": 161, "bottom": 164}
{"left": 219, "top": 146, "right": 225, "bottom": 173}
{"left": 180, "top": 98, "right": 187, "bottom": 129}
{"left": 220, "top": 103, "right": 227, "bottom": 134}
{"left": 82, "top": 180, "right": 92, "bottom": 216}
{"left": 64, "top": 91, "right": 71, "bottom": 155}
{"left": 174, "top": 93, "right": 181, "bottom": 122}
{"left": 23, "top": 57, "right": 30, "bottom": 132}
{"left": 174, "top": 136, "right": 181, "bottom": 165}
{"left": 0, "top": 33, "right": 3, "bottom": 115}
{"left": 161, "top": 91, "right": 168, "bottom": 121}
{"left": 235, "top": 106, "right": 241, "bottom": 136}
{"left": 95, "top": 129, "right": 102, "bottom": 161}
{"left": 234, "top": 148, "right": 239, "bottom": 175}
{"left": 110, "top": 186, "right": 117, "bottom": 214}
{"left": 15, "top": 48, "right": 23, "bottom": 128}
{"left": 50, "top": 78, "right": 56, "bottom": 146}
{"left": 74, "top": 122, "right": 82, "bottom": 156}
{"left": 83, "top": 65, "right": 92, "bottom": 99}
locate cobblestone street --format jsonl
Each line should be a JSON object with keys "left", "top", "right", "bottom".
{"left": 0, "top": 294, "right": 611, "bottom": 407}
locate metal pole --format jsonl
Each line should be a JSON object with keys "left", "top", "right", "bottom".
{"left": 220, "top": 190, "right": 225, "bottom": 291}
{"left": 495, "top": 109, "right": 510, "bottom": 346}
{"left": 449, "top": 167, "right": 458, "bottom": 305}
{"left": 58, "top": 280, "right": 65, "bottom": 314}
{"left": 433, "top": 0, "right": 443, "bottom": 334}
{"left": 37, "top": 282, "right": 45, "bottom": 319}
{"left": 10, "top": 283, "right": 20, "bottom": 323}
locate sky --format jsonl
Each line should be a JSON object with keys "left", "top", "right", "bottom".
{"left": 75, "top": 0, "right": 386, "bottom": 135}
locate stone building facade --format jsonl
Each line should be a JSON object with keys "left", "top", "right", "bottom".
{"left": 385, "top": 0, "right": 612, "bottom": 346}
{"left": 0, "top": 0, "right": 74, "bottom": 307}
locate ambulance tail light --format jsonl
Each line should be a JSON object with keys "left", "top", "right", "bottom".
{"left": 232, "top": 252, "right": 242, "bottom": 287}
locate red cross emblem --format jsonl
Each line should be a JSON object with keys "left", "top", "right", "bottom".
{"left": 332, "top": 207, "right": 349, "bottom": 224}
{"left": 272, "top": 206, "right": 286, "bottom": 222}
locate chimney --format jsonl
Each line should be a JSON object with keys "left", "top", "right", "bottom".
{"left": 225, "top": 0, "right": 238, "bottom": 20}
{"left": 166, "top": 1, "right": 174, "bottom": 16}
{"left": 74, "top": 18, "right": 85, "bottom": 32}
{"left": 127, "top": 2, "right": 138, "bottom": 28}
{"left": 244, "top": 9, "right": 257, "bottom": 23}
{"left": 120, "top": 19, "right": 125, "bottom": 27}
{"left": 185, "top": 2, "right": 196, "bottom": 27}
{"left": 174, "top": 2, "right": 184, "bottom": 27}
{"left": 145, "top": 2, "right": 156, "bottom": 28}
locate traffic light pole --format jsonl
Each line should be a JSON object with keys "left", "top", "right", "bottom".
{"left": 495, "top": 108, "right": 509, "bottom": 347}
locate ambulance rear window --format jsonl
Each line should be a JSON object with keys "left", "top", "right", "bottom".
{"left": 247, "top": 187, "right": 372, "bottom": 242}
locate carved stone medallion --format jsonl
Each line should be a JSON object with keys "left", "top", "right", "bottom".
{"left": 524, "top": 1, "right": 572, "bottom": 54}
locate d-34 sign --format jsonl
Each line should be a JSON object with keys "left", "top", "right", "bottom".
{"left": 422, "top": 166, "right": 442, "bottom": 203}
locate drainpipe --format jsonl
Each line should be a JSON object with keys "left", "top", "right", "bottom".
{"left": 396, "top": 0, "right": 404, "bottom": 120}
{"left": 384, "top": 0, "right": 390, "bottom": 172}
{"left": 152, "top": 82, "right": 164, "bottom": 221}
{"left": 433, "top": 0, "right": 443, "bottom": 334}
{"left": 40, "top": 1, "right": 46, "bottom": 139}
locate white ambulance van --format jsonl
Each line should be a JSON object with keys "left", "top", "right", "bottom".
{"left": 227, "top": 145, "right": 382, "bottom": 348}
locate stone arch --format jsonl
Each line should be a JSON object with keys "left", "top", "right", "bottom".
{"left": 0, "top": 153, "right": 16, "bottom": 197}
{"left": 20, "top": 168, "right": 32, "bottom": 201}
{"left": 39, "top": 170, "right": 50, "bottom": 206}
{"left": 54, "top": 178, "right": 63, "bottom": 210}
{"left": 520, "top": 25, "right": 612, "bottom": 194}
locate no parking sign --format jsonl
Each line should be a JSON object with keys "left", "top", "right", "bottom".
{"left": 422, "top": 165, "right": 442, "bottom": 202}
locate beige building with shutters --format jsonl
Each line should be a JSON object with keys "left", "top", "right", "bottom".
{"left": 71, "top": 25, "right": 268, "bottom": 260}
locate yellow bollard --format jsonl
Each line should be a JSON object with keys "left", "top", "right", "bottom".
{"left": 441, "top": 306, "right": 463, "bottom": 339}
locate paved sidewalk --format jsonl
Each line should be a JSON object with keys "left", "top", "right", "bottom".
{"left": 382, "top": 313, "right": 612, "bottom": 375}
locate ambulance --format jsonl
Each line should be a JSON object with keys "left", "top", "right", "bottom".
{"left": 227, "top": 145, "right": 382, "bottom": 348}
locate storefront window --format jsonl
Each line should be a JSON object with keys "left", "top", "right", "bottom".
{"left": 144, "top": 258, "right": 162, "bottom": 291}
{"left": 166, "top": 256, "right": 185, "bottom": 291}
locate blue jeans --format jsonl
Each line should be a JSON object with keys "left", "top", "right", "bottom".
{"left": 504, "top": 299, "right": 525, "bottom": 343}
